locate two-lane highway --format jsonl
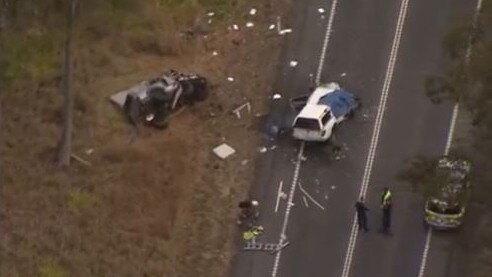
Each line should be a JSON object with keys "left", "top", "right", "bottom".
{"left": 231, "top": 0, "right": 477, "bottom": 276}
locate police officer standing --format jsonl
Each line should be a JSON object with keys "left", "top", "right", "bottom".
{"left": 355, "top": 196, "right": 369, "bottom": 232}
{"left": 380, "top": 187, "right": 392, "bottom": 234}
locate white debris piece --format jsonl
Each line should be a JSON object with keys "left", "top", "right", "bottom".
{"left": 232, "top": 24, "right": 239, "bottom": 30}
{"left": 207, "top": 12, "right": 215, "bottom": 17}
{"left": 212, "top": 51, "right": 219, "bottom": 56}
{"left": 213, "top": 143, "right": 236, "bottom": 159}
{"left": 318, "top": 8, "right": 326, "bottom": 14}
{"left": 85, "top": 148, "right": 94, "bottom": 155}
{"left": 249, "top": 8, "right": 257, "bottom": 15}
{"left": 331, "top": 185, "right": 336, "bottom": 190}
{"left": 303, "top": 196, "right": 309, "bottom": 207}
{"left": 279, "top": 29, "right": 292, "bottom": 35}
{"left": 289, "top": 60, "right": 298, "bottom": 67}
{"left": 227, "top": 77, "right": 235, "bottom": 82}
{"left": 241, "top": 159, "right": 249, "bottom": 165}
{"left": 208, "top": 19, "right": 213, "bottom": 24}
{"left": 268, "top": 24, "right": 276, "bottom": 30}
{"left": 273, "top": 93, "right": 282, "bottom": 100}
{"left": 270, "top": 145, "right": 278, "bottom": 150}
{"left": 246, "top": 22, "right": 254, "bottom": 28}
{"left": 258, "top": 146, "right": 268, "bottom": 153}
{"left": 341, "top": 72, "right": 347, "bottom": 77}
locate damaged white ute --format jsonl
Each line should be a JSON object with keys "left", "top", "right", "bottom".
{"left": 291, "top": 82, "right": 358, "bottom": 142}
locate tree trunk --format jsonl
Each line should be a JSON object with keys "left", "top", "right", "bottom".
{"left": 56, "top": 0, "right": 77, "bottom": 167}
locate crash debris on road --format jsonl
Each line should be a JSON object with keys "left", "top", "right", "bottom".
{"left": 110, "top": 70, "right": 208, "bottom": 129}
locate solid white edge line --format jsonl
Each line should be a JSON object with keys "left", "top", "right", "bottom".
{"left": 417, "top": 0, "right": 483, "bottom": 276}
{"left": 340, "top": 0, "right": 411, "bottom": 276}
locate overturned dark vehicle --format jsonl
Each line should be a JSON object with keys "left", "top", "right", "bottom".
{"left": 110, "top": 70, "right": 208, "bottom": 128}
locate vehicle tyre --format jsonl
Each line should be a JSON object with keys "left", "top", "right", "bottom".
{"left": 189, "top": 77, "right": 209, "bottom": 102}
{"left": 180, "top": 81, "right": 195, "bottom": 106}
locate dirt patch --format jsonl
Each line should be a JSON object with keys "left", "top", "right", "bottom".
{"left": 0, "top": 0, "right": 290, "bottom": 276}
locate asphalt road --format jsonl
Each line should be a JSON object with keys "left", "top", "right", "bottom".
{"left": 230, "top": 0, "right": 478, "bottom": 276}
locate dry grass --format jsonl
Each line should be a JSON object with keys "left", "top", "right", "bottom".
{"left": 0, "top": 0, "right": 289, "bottom": 276}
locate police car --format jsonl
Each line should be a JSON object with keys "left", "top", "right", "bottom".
{"left": 424, "top": 157, "right": 472, "bottom": 229}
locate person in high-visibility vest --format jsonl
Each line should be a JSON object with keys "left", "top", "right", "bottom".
{"left": 380, "top": 187, "right": 392, "bottom": 234}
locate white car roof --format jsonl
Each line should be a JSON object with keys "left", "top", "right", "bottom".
{"left": 306, "top": 82, "right": 340, "bottom": 105}
{"left": 297, "top": 104, "right": 328, "bottom": 119}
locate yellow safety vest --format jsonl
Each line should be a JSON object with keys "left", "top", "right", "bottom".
{"left": 382, "top": 190, "right": 392, "bottom": 205}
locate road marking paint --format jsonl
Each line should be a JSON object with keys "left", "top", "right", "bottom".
{"left": 303, "top": 196, "right": 310, "bottom": 207}
{"left": 316, "top": 0, "right": 340, "bottom": 85}
{"left": 299, "top": 182, "right": 326, "bottom": 211}
{"left": 417, "top": 0, "right": 483, "bottom": 276}
{"left": 417, "top": 229, "right": 433, "bottom": 277}
{"left": 341, "top": 0, "right": 411, "bottom": 275}
{"left": 271, "top": 2, "right": 341, "bottom": 274}
{"left": 444, "top": 104, "right": 459, "bottom": 156}
{"left": 271, "top": 142, "right": 305, "bottom": 277}
{"left": 275, "top": 181, "right": 284, "bottom": 213}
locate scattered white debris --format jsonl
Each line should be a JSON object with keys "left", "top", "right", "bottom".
{"left": 71, "top": 154, "right": 91, "bottom": 167}
{"left": 232, "top": 24, "right": 239, "bottom": 30}
{"left": 208, "top": 19, "right": 213, "bottom": 24}
{"left": 241, "top": 159, "right": 249, "bottom": 165}
{"left": 301, "top": 155, "right": 307, "bottom": 161}
{"left": 273, "top": 93, "right": 282, "bottom": 100}
{"left": 212, "top": 51, "right": 219, "bottom": 56}
{"left": 331, "top": 185, "right": 336, "bottom": 190}
{"left": 268, "top": 24, "right": 276, "bottom": 30}
{"left": 299, "top": 182, "right": 325, "bottom": 210}
{"left": 289, "top": 60, "right": 298, "bottom": 67}
{"left": 279, "top": 29, "right": 292, "bottom": 35}
{"left": 258, "top": 146, "right": 268, "bottom": 153}
{"left": 232, "top": 102, "right": 251, "bottom": 119}
{"left": 270, "top": 145, "right": 278, "bottom": 150}
{"left": 302, "top": 196, "right": 309, "bottom": 207}
{"left": 341, "top": 72, "right": 347, "bottom": 77}
{"left": 275, "top": 181, "right": 284, "bottom": 213}
{"left": 280, "top": 192, "right": 287, "bottom": 200}
{"left": 318, "top": 8, "right": 326, "bottom": 14}
{"left": 207, "top": 12, "right": 215, "bottom": 17}
{"left": 246, "top": 22, "right": 255, "bottom": 28}
{"left": 227, "top": 77, "right": 235, "bottom": 82}
{"left": 85, "top": 148, "right": 94, "bottom": 155}
{"left": 249, "top": 8, "right": 257, "bottom": 15}
{"left": 213, "top": 143, "right": 236, "bottom": 159}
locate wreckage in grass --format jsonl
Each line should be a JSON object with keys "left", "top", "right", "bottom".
{"left": 110, "top": 70, "right": 208, "bottom": 128}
